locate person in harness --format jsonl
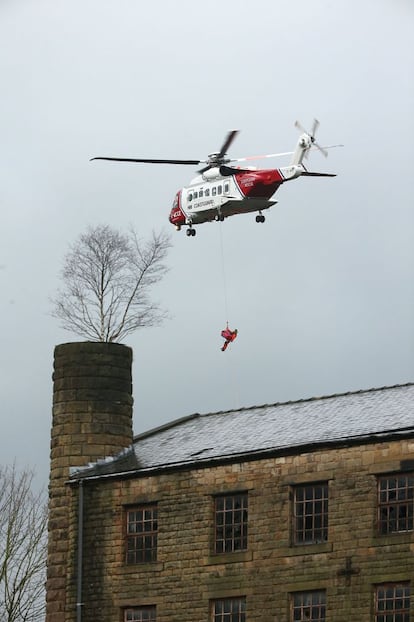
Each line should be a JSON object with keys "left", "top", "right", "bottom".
{"left": 220, "top": 325, "right": 238, "bottom": 352}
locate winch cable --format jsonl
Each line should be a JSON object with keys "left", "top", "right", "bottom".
{"left": 218, "top": 221, "right": 230, "bottom": 327}
{"left": 218, "top": 221, "right": 240, "bottom": 406}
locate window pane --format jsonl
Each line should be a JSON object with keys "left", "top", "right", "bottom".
{"left": 375, "top": 584, "right": 410, "bottom": 622}
{"left": 212, "top": 597, "right": 246, "bottom": 622}
{"left": 124, "top": 606, "right": 156, "bottom": 622}
{"left": 378, "top": 474, "right": 414, "bottom": 534}
{"left": 215, "top": 493, "right": 248, "bottom": 554}
{"left": 293, "top": 483, "right": 328, "bottom": 544}
{"left": 292, "top": 590, "right": 326, "bottom": 621}
{"left": 126, "top": 505, "right": 158, "bottom": 564}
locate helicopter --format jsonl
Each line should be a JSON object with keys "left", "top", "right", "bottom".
{"left": 91, "top": 120, "right": 341, "bottom": 237}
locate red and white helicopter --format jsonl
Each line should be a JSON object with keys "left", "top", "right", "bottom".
{"left": 91, "top": 120, "right": 341, "bottom": 237}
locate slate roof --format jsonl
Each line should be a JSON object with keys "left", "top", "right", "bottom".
{"left": 71, "top": 383, "right": 414, "bottom": 481}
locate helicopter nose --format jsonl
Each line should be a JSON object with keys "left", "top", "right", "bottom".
{"left": 169, "top": 207, "right": 186, "bottom": 227}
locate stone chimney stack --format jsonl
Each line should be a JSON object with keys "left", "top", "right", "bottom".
{"left": 46, "top": 342, "right": 133, "bottom": 622}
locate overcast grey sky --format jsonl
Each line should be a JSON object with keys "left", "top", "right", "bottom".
{"left": 1, "top": 0, "right": 413, "bottom": 487}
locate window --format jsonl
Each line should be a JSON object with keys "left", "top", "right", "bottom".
{"left": 291, "top": 591, "right": 326, "bottom": 622}
{"left": 126, "top": 505, "right": 158, "bottom": 563}
{"left": 214, "top": 493, "right": 248, "bottom": 553}
{"left": 188, "top": 192, "right": 193, "bottom": 201}
{"left": 217, "top": 185, "right": 222, "bottom": 194}
{"left": 205, "top": 188, "right": 210, "bottom": 196}
{"left": 378, "top": 473, "right": 414, "bottom": 534}
{"left": 224, "top": 182, "right": 230, "bottom": 193}
{"left": 374, "top": 583, "right": 410, "bottom": 622}
{"left": 199, "top": 189, "right": 204, "bottom": 198}
{"left": 293, "top": 483, "right": 328, "bottom": 544}
{"left": 212, "top": 187, "right": 217, "bottom": 196}
{"left": 212, "top": 597, "right": 246, "bottom": 622}
{"left": 193, "top": 190, "right": 198, "bottom": 199}
{"left": 124, "top": 606, "right": 156, "bottom": 622}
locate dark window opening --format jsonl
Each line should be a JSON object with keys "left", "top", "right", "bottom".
{"left": 374, "top": 583, "right": 410, "bottom": 622}
{"left": 212, "top": 597, "right": 246, "bottom": 622}
{"left": 293, "top": 483, "right": 328, "bottom": 545}
{"left": 126, "top": 505, "right": 158, "bottom": 564}
{"left": 214, "top": 493, "right": 248, "bottom": 554}
{"left": 378, "top": 473, "right": 414, "bottom": 534}
{"left": 291, "top": 590, "right": 326, "bottom": 622}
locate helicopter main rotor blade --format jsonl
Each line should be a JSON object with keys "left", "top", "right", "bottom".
{"left": 231, "top": 151, "right": 295, "bottom": 162}
{"left": 90, "top": 156, "right": 202, "bottom": 165}
{"left": 217, "top": 130, "right": 239, "bottom": 158}
{"left": 231, "top": 144, "right": 343, "bottom": 164}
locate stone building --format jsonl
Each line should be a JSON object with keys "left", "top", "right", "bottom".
{"left": 46, "top": 342, "right": 414, "bottom": 622}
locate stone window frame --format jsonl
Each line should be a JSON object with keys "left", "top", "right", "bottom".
{"left": 124, "top": 605, "right": 156, "bottom": 621}
{"left": 213, "top": 491, "right": 248, "bottom": 554}
{"left": 290, "top": 589, "right": 326, "bottom": 622}
{"left": 377, "top": 472, "right": 414, "bottom": 535}
{"left": 125, "top": 503, "right": 158, "bottom": 564}
{"left": 291, "top": 482, "right": 329, "bottom": 545}
{"left": 374, "top": 582, "right": 410, "bottom": 622}
{"left": 211, "top": 596, "right": 246, "bottom": 622}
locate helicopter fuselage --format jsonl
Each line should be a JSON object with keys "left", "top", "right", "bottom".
{"left": 169, "top": 164, "right": 302, "bottom": 230}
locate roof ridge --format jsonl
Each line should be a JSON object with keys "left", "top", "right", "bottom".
{"left": 133, "top": 412, "right": 201, "bottom": 442}
{"left": 199, "top": 382, "right": 414, "bottom": 416}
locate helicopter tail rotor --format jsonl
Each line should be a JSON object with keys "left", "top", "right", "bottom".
{"left": 290, "top": 118, "right": 331, "bottom": 166}
{"left": 294, "top": 118, "right": 328, "bottom": 159}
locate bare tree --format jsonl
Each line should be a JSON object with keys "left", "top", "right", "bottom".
{"left": 51, "top": 224, "right": 171, "bottom": 342}
{"left": 0, "top": 465, "right": 47, "bottom": 622}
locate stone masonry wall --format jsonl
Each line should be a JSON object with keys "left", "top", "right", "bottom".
{"left": 67, "top": 436, "right": 414, "bottom": 622}
{"left": 46, "top": 342, "right": 133, "bottom": 622}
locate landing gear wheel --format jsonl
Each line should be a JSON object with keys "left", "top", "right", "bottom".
{"left": 186, "top": 227, "right": 196, "bottom": 237}
{"left": 255, "top": 214, "right": 265, "bottom": 223}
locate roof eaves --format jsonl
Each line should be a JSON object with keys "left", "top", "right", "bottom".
{"left": 68, "top": 423, "right": 414, "bottom": 485}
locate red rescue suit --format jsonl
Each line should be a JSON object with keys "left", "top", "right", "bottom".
{"left": 221, "top": 327, "right": 238, "bottom": 352}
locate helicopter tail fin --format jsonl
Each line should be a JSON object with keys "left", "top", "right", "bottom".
{"left": 300, "top": 171, "right": 336, "bottom": 177}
